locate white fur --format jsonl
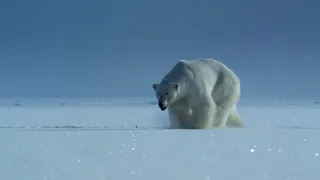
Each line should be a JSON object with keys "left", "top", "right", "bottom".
{"left": 152, "top": 58, "right": 243, "bottom": 129}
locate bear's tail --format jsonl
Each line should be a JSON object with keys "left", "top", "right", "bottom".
{"left": 225, "top": 107, "right": 244, "bottom": 128}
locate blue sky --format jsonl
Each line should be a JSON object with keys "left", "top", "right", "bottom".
{"left": 0, "top": 0, "right": 319, "bottom": 99}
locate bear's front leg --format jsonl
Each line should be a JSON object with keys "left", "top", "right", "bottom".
{"left": 168, "top": 108, "right": 183, "bottom": 129}
{"left": 190, "top": 98, "right": 216, "bottom": 129}
{"left": 168, "top": 104, "right": 190, "bottom": 129}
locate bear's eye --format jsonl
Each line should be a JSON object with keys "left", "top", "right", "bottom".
{"left": 165, "top": 93, "right": 169, "bottom": 96}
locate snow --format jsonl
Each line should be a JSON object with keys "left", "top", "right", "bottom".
{"left": 0, "top": 98, "right": 320, "bottom": 180}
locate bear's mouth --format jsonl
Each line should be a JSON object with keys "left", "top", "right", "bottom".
{"left": 158, "top": 102, "right": 167, "bottom": 111}
{"left": 160, "top": 107, "right": 167, "bottom": 111}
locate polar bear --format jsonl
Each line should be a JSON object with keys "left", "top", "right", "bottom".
{"left": 152, "top": 58, "right": 243, "bottom": 129}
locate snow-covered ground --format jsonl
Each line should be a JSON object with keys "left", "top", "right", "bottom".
{"left": 1, "top": 98, "right": 320, "bottom": 180}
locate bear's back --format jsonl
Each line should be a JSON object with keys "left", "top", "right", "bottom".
{"left": 188, "top": 58, "right": 239, "bottom": 82}
{"left": 176, "top": 58, "right": 222, "bottom": 78}
{"left": 161, "top": 60, "right": 191, "bottom": 82}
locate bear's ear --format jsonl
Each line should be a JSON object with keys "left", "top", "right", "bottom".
{"left": 172, "top": 83, "right": 180, "bottom": 91}
{"left": 152, "top": 84, "right": 159, "bottom": 91}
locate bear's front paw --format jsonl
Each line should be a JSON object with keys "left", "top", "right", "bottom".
{"left": 169, "top": 122, "right": 183, "bottom": 129}
{"left": 190, "top": 122, "right": 214, "bottom": 129}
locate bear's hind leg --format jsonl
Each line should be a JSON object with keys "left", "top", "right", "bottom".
{"left": 225, "top": 106, "right": 243, "bottom": 128}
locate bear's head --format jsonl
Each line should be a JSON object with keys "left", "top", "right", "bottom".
{"left": 152, "top": 81, "right": 180, "bottom": 111}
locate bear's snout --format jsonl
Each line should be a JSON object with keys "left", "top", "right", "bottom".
{"left": 158, "top": 102, "right": 167, "bottom": 111}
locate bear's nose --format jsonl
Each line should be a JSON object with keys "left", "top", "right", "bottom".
{"left": 158, "top": 103, "right": 163, "bottom": 107}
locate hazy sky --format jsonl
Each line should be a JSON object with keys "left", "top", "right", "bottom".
{"left": 0, "top": 0, "right": 319, "bottom": 99}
